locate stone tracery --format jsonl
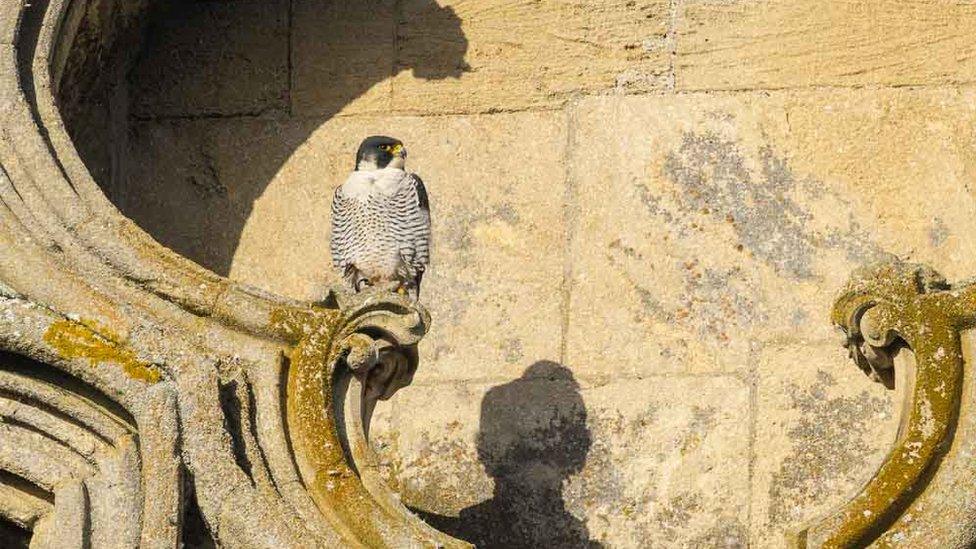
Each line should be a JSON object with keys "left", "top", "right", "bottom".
{"left": 1, "top": 0, "right": 975, "bottom": 547}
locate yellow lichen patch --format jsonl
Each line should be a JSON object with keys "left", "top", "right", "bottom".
{"left": 285, "top": 319, "right": 458, "bottom": 548}
{"left": 801, "top": 262, "right": 964, "bottom": 548}
{"left": 269, "top": 305, "right": 341, "bottom": 343}
{"left": 43, "top": 319, "right": 161, "bottom": 384}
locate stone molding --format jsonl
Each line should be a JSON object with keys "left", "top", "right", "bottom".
{"left": 794, "top": 262, "right": 976, "bottom": 548}
{"left": 1, "top": 0, "right": 974, "bottom": 547}
{"left": 0, "top": 0, "right": 467, "bottom": 546}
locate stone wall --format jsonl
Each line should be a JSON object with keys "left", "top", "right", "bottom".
{"left": 74, "top": 0, "right": 976, "bottom": 546}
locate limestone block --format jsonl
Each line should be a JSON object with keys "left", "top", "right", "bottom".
{"left": 774, "top": 87, "right": 976, "bottom": 284}
{"left": 125, "top": 115, "right": 340, "bottom": 277}
{"left": 390, "top": 0, "right": 672, "bottom": 114}
{"left": 371, "top": 368, "right": 750, "bottom": 547}
{"left": 370, "top": 380, "right": 491, "bottom": 516}
{"left": 677, "top": 0, "right": 976, "bottom": 91}
{"left": 123, "top": 121, "right": 212, "bottom": 264}
{"left": 228, "top": 111, "right": 568, "bottom": 382}
{"left": 124, "top": 119, "right": 273, "bottom": 274}
{"left": 752, "top": 343, "right": 897, "bottom": 547}
{"left": 570, "top": 375, "right": 750, "bottom": 547}
{"left": 291, "top": 0, "right": 395, "bottom": 116}
{"left": 566, "top": 89, "right": 976, "bottom": 377}
{"left": 129, "top": 0, "right": 288, "bottom": 117}
{"left": 568, "top": 94, "right": 789, "bottom": 376}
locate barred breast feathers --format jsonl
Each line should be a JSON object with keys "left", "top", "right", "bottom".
{"left": 329, "top": 169, "right": 431, "bottom": 278}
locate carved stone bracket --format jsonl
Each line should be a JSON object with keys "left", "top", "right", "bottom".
{"left": 792, "top": 261, "right": 976, "bottom": 548}
{"left": 281, "top": 291, "right": 461, "bottom": 547}
{"left": 0, "top": 0, "right": 470, "bottom": 546}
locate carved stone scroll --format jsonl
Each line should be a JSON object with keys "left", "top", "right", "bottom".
{"left": 0, "top": 0, "right": 469, "bottom": 546}
{"left": 792, "top": 261, "right": 976, "bottom": 548}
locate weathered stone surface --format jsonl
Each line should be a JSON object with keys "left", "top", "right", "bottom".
{"left": 123, "top": 117, "right": 316, "bottom": 277}
{"left": 123, "top": 119, "right": 249, "bottom": 273}
{"left": 774, "top": 87, "right": 976, "bottom": 283}
{"left": 568, "top": 94, "right": 801, "bottom": 376}
{"left": 292, "top": 0, "right": 671, "bottom": 117}
{"left": 566, "top": 89, "right": 976, "bottom": 377}
{"left": 752, "top": 342, "right": 897, "bottom": 547}
{"left": 677, "top": 0, "right": 976, "bottom": 90}
{"left": 390, "top": 0, "right": 671, "bottom": 114}
{"left": 291, "top": 0, "right": 395, "bottom": 117}
{"left": 14, "top": 0, "right": 976, "bottom": 545}
{"left": 228, "top": 111, "right": 568, "bottom": 382}
{"left": 129, "top": 0, "right": 288, "bottom": 117}
{"left": 372, "top": 366, "right": 750, "bottom": 547}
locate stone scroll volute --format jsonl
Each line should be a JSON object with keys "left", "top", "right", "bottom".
{"left": 792, "top": 261, "right": 976, "bottom": 548}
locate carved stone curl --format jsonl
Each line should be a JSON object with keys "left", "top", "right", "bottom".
{"left": 279, "top": 291, "right": 463, "bottom": 547}
{"left": 837, "top": 299, "right": 899, "bottom": 390}
{"left": 792, "top": 261, "right": 976, "bottom": 548}
{"left": 0, "top": 0, "right": 470, "bottom": 546}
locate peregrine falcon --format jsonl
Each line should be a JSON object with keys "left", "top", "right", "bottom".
{"left": 330, "top": 136, "right": 430, "bottom": 300}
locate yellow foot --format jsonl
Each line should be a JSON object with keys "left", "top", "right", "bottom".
{"left": 396, "top": 287, "right": 407, "bottom": 296}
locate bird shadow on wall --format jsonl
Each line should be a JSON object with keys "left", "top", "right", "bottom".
{"left": 415, "top": 361, "right": 601, "bottom": 548}
{"left": 81, "top": 0, "right": 469, "bottom": 276}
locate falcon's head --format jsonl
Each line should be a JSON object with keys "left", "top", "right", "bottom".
{"left": 355, "top": 135, "right": 407, "bottom": 171}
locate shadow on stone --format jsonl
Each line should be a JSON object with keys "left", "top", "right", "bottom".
{"left": 63, "top": 0, "right": 468, "bottom": 276}
{"left": 416, "top": 361, "right": 600, "bottom": 548}
{"left": 0, "top": 521, "right": 30, "bottom": 549}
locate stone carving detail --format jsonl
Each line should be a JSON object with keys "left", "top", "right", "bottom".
{"left": 0, "top": 0, "right": 467, "bottom": 546}
{"left": 3, "top": 0, "right": 975, "bottom": 546}
{"left": 793, "top": 261, "right": 976, "bottom": 548}
{"left": 838, "top": 300, "right": 899, "bottom": 390}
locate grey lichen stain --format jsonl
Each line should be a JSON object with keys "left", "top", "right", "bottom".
{"left": 656, "top": 493, "right": 702, "bottom": 539}
{"left": 791, "top": 308, "right": 810, "bottom": 327}
{"left": 929, "top": 217, "right": 949, "bottom": 247}
{"left": 686, "top": 264, "right": 762, "bottom": 342}
{"left": 493, "top": 204, "right": 521, "bottom": 225}
{"left": 679, "top": 405, "right": 718, "bottom": 455}
{"left": 566, "top": 401, "right": 743, "bottom": 546}
{"left": 692, "top": 519, "right": 749, "bottom": 548}
{"left": 502, "top": 338, "right": 524, "bottom": 364}
{"left": 563, "top": 405, "right": 657, "bottom": 544}
{"left": 427, "top": 275, "right": 479, "bottom": 327}
{"left": 608, "top": 241, "right": 766, "bottom": 342}
{"left": 767, "top": 370, "right": 892, "bottom": 527}
{"left": 657, "top": 132, "right": 888, "bottom": 279}
{"left": 616, "top": 131, "right": 894, "bottom": 343}
{"left": 441, "top": 201, "right": 521, "bottom": 263}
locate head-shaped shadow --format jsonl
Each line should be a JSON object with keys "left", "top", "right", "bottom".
{"left": 419, "top": 361, "right": 599, "bottom": 548}
{"left": 70, "top": 0, "right": 468, "bottom": 276}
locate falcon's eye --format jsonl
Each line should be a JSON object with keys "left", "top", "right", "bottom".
{"left": 378, "top": 144, "right": 391, "bottom": 151}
